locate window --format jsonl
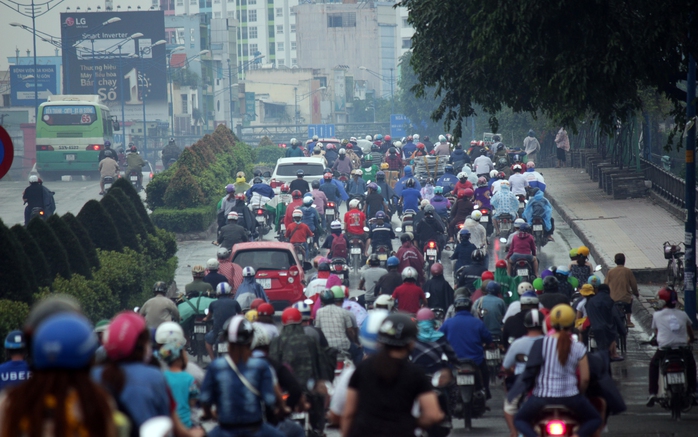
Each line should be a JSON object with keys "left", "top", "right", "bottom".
{"left": 241, "top": 27, "right": 248, "bottom": 39}
{"left": 291, "top": 58, "right": 297, "bottom": 66}
{"left": 278, "top": 59, "right": 284, "bottom": 66}
{"left": 181, "top": 94, "right": 188, "bottom": 113}
{"left": 249, "top": 43, "right": 258, "bottom": 54}
{"left": 268, "top": 25, "right": 274, "bottom": 37}
{"left": 291, "top": 41, "right": 296, "bottom": 50}
{"left": 402, "top": 38, "right": 412, "bottom": 49}
{"left": 248, "top": 0, "right": 256, "bottom": 3}
{"left": 190, "top": 0, "right": 196, "bottom": 4}
{"left": 402, "top": 18, "right": 409, "bottom": 27}
{"left": 276, "top": 7, "right": 283, "bottom": 17}
{"left": 327, "top": 12, "right": 356, "bottom": 28}
{"left": 276, "top": 25, "right": 283, "bottom": 34}
{"left": 248, "top": 10, "right": 256, "bottom": 21}
{"left": 249, "top": 26, "right": 258, "bottom": 39}
{"left": 290, "top": 24, "right": 296, "bottom": 33}
{"left": 277, "top": 42, "right": 284, "bottom": 51}
{"left": 228, "top": 11, "right": 235, "bottom": 17}
{"left": 176, "top": 0, "right": 183, "bottom": 6}
{"left": 214, "top": 0, "right": 220, "bottom": 3}
{"left": 214, "top": 12, "right": 221, "bottom": 18}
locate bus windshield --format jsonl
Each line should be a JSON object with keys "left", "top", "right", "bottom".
{"left": 42, "top": 105, "right": 97, "bottom": 126}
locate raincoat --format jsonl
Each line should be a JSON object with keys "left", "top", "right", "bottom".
{"left": 490, "top": 183, "right": 519, "bottom": 218}
{"left": 524, "top": 168, "right": 547, "bottom": 192}
{"left": 523, "top": 190, "right": 552, "bottom": 231}
{"left": 393, "top": 166, "right": 422, "bottom": 197}
{"left": 233, "top": 276, "right": 269, "bottom": 302}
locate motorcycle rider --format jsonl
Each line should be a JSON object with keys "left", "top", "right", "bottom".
{"left": 474, "top": 177, "right": 492, "bottom": 209}
{"left": 345, "top": 143, "right": 362, "bottom": 168}
{"left": 286, "top": 209, "right": 314, "bottom": 259}
{"left": 347, "top": 169, "right": 367, "bottom": 197}
{"left": 375, "top": 170, "right": 396, "bottom": 213}
{"left": 473, "top": 281, "right": 507, "bottom": 338}
{"left": 502, "top": 291, "right": 541, "bottom": 347}
{"left": 285, "top": 137, "right": 305, "bottom": 157}
{"left": 283, "top": 190, "right": 305, "bottom": 231}
{"left": 448, "top": 188, "right": 474, "bottom": 241}
{"left": 359, "top": 254, "right": 389, "bottom": 307}
{"left": 0, "top": 331, "right": 30, "bottom": 392}
{"left": 506, "top": 223, "right": 538, "bottom": 277}
{"left": 314, "top": 289, "right": 357, "bottom": 361}
{"left": 313, "top": 144, "right": 328, "bottom": 166}
{"left": 410, "top": 142, "right": 429, "bottom": 159}
{"left": 22, "top": 175, "right": 46, "bottom": 224}
{"left": 523, "top": 162, "right": 547, "bottom": 192}
{"left": 234, "top": 266, "right": 270, "bottom": 305}
{"left": 491, "top": 181, "right": 519, "bottom": 233}
{"left": 126, "top": 145, "right": 146, "bottom": 189}
{"left": 365, "top": 210, "right": 395, "bottom": 257}
{"left": 494, "top": 259, "right": 522, "bottom": 305}
{"left": 385, "top": 146, "right": 404, "bottom": 172}
{"left": 523, "top": 187, "right": 554, "bottom": 240}
{"left": 310, "top": 179, "right": 328, "bottom": 227}
{"left": 454, "top": 172, "right": 474, "bottom": 194}
{"left": 374, "top": 256, "right": 404, "bottom": 297}
{"left": 473, "top": 152, "right": 494, "bottom": 177}
{"left": 161, "top": 137, "right": 181, "bottom": 169}
{"left": 399, "top": 178, "right": 423, "bottom": 216}
{"left": 325, "top": 143, "right": 339, "bottom": 167}
{"left": 231, "top": 192, "right": 258, "bottom": 239}
{"left": 218, "top": 184, "right": 237, "bottom": 229}
{"left": 586, "top": 283, "right": 625, "bottom": 361}
{"left": 185, "top": 265, "right": 214, "bottom": 297}
{"left": 402, "top": 135, "right": 417, "bottom": 157}
{"left": 449, "top": 142, "right": 470, "bottom": 169}
{"left": 436, "top": 164, "right": 458, "bottom": 195}
{"left": 203, "top": 258, "right": 228, "bottom": 290}
{"left": 203, "top": 282, "right": 242, "bottom": 360}
{"left": 289, "top": 169, "right": 310, "bottom": 195}
{"left": 216, "top": 211, "right": 249, "bottom": 250}
{"left": 319, "top": 171, "right": 341, "bottom": 206}
{"left": 503, "top": 282, "right": 535, "bottom": 322}
{"left": 553, "top": 265, "right": 575, "bottom": 301}
{"left": 396, "top": 233, "right": 426, "bottom": 285}
{"left": 234, "top": 171, "right": 250, "bottom": 194}
{"left": 538, "top": 276, "right": 570, "bottom": 310}
{"left": 139, "top": 281, "right": 180, "bottom": 329}
{"left": 432, "top": 135, "right": 451, "bottom": 156}
{"left": 321, "top": 220, "right": 348, "bottom": 259}
{"left": 420, "top": 178, "right": 436, "bottom": 202}
{"left": 98, "top": 139, "right": 117, "bottom": 162}
{"left": 508, "top": 164, "right": 529, "bottom": 197}
{"left": 490, "top": 171, "right": 508, "bottom": 194}
{"left": 332, "top": 148, "right": 354, "bottom": 176}
{"left": 646, "top": 287, "right": 697, "bottom": 406}
{"left": 468, "top": 140, "right": 488, "bottom": 160}
{"left": 416, "top": 204, "right": 447, "bottom": 257}
{"left": 423, "top": 263, "right": 454, "bottom": 312}
{"left": 393, "top": 165, "right": 422, "bottom": 198}
{"left": 98, "top": 149, "right": 120, "bottom": 195}
{"left": 216, "top": 247, "right": 243, "bottom": 290}
{"left": 345, "top": 198, "right": 368, "bottom": 250}
{"left": 246, "top": 176, "right": 276, "bottom": 203}
{"left": 391, "top": 267, "right": 428, "bottom": 314}
{"left": 430, "top": 186, "right": 451, "bottom": 222}
{"left": 300, "top": 194, "right": 322, "bottom": 249}
{"left": 361, "top": 153, "right": 378, "bottom": 182}
{"left": 464, "top": 210, "right": 487, "bottom": 251}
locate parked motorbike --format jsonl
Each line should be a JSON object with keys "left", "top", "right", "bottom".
{"left": 452, "top": 360, "right": 488, "bottom": 430}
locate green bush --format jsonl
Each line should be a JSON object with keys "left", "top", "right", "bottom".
{"left": 178, "top": 147, "right": 206, "bottom": 175}
{"left": 94, "top": 249, "right": 146, "bottom": 309}
{"left": 258, "top": 136, "right": 275, "bottom": 148}
{"left": 151, "top": 203, "right": 216, "bottom": 233}
{"left": 107, "top": 188, "right": 148, "bottom": 241}
{"left": 39, "top": 275, "right": 119, "bottom": 323}
{"left": 77, "top": 200, "right": 123, "bottom": 253}
{"left": 27, "top": 216, "right": 72, "bottom": 281}
{"left": 61, "top": 213, "right": 100, "bottom": 270}
{"left": 0, "top": 300, "right": 30, "bottom": 356}
{"left": 256, "top": 145, "right": 285, "bottom": 164}
{"left": 163, "top": 166, "right": 205, "bottom": 209}
{"left": 10, "top": 224, "right": 52, "bottom": 288}
{"left": 156, "top": 228, "right": 178, "bottom": 259}
{"left": 0, "top": 220, "right": 37, "bottom": 302}
{"left": 145, "top": 167, "right": 174, "bottom": 210}
{"left": 113, "top": 177, "right": 157, "bottom": 234}
{"left": 100, "top": 195, "right": 141, "bottom": 251}
{"left": 46, "top": 215, "right": 92, "bottom": 279}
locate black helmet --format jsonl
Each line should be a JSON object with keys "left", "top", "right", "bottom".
{"left": 377, "top": 314, "right": 417, "bottom": 347}
{"left": 406, "top": 178, "right": 416, "bottom": 188}
{"left": 253, "top": 169, "right": 262, "bottom": 177}
{"left": 369, "top": 254, "right": 380, "bottom": 266}
{"left": 543, "top": 276, "right": 559, "bottom": 293}
{"left": 471, "top": 249, "right": 485, "bottom": 262}
{"left": 389, "top": 147, "right": 397, "bottom": 155}
{"left": 454, "top": 295, "right": 472, "bottom": 311}
{"left": 400, "top": 233, "right": 412, "bottom": 244}
{"left": 318, "top": 262, "right": 331, "bottom": 272}
{"left": 311, "top": 180, "right": 320, "bottom": 189}
{"left": 253, "top": 177, "right": 262, "bottom": 184}
{"left": 297, "top": 170, "right": 305, "bottom": 177}
{"left": 376, "top": 171, "right": 385, "bottom": 180}
{"left": 320, "top": 289, "right": 335, "bottom": 305}
{"left": 153, "top": 281, "right": 168, "bottom": 294}
{"left": 445, "top": 165, "right": 454, "bottom": 173}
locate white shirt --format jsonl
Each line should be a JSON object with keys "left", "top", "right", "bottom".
{"left": 652, "top": 308, "right": 691, "bottom": 348}
{"left": 508, "top": 173, "right": 529, "bottom": 196}
{"left": 491, "top": 180, "right": 504, "bottom": 195}
{"left": 575, "top": 298, "right": 588, "bottom": 318}
{"left": 523, "top": 171, "right": 545, "bottom": 187}
{"left": 329, "top": 366, "right": 355, "bottom": 415}
{"left": 473, "top": 155, "right": 494, "bottom": 175}
{"left": 306, "top": 278, "right": 328, "bottom": 297}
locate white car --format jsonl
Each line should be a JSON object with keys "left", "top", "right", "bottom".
{"left": 271, "top": 157, "right": 326, "bottom": 185}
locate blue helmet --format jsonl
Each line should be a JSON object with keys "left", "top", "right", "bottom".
{"left": 4, "top": 330, "right": 25, "bottom": 350}
{"left": 587, "top": 275, "right": 601, "bottom": 287}
{"left": 375, "top": 211, "right": 386, "bottom": 220}
{"left": 445, "top": 165, "right": 454, "bottom": 173}
{"left": 519, "top": 223, "right": 530, "bottom": 232}
{"left": 459, "top": 228, "right": 471, "bottom": 236}
{"left": 486, "top": 281, "right": 501, "bottom": 295}
{"left": 387, "top": 256, "right": 399, "bottom": 267}
{"left": 555, "top": 265, "right": 569, "bottom": 276}
{"left": 359, "top": 310, "right": 389, "bottom": 355}
{"left": 32, "top": 314, "right": 98, "bottom": 370}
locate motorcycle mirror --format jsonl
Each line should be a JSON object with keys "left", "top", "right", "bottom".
{"left": 363, "top": 226, "right": 370, "bottom": 233}
{"left": 133, "top": 306, "right": 140, "bottom": 312}
{"left": 431, "top": 370, "right": 443, "bottom": 388}
{"left": 499, "top": 238, "right": 507, "bottom": 243}
{"left": 395, "top": 227, "right": 403, "bottom": 233}
{"left": 594, "top": 265, "right": 603, "bottom": 272}
{"left": 204, "top": 308, "right": 209, "bottom": 316}
{"left": 139, "top": 416, "right": 173, "bottom": 437}
{"left": 571, "top": 334, "right": 580, "bottom": 343}
{"left": 425, "top": 292, "right": 431, "bottom": 298}
{"left": 312, "top": 204, "right": 317, "bottom": 209}
{"left": 304, "top": 299, "right": 314, "bottom": 305}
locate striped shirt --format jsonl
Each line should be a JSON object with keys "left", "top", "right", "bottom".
{"left": 533, "top": 336, "right": 586, "bottom": 398}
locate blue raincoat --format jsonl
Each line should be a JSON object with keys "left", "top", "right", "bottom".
{"left": 522, "top": 190, "right": 552, "bottom": 231}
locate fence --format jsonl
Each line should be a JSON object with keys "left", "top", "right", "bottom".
{"left": 235, "top": 122, "right": 391, "bottom": 145}
{"left": 641, "top": 158, "right": 697, "bottom": 213}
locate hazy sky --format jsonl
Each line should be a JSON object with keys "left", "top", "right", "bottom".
{"left": 0, "top": 0, "right": 147, "bottom": 71}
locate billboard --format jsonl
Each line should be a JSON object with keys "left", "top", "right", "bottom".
{"left": 9, "top": 65, "right": 58, "bottom": 107}
{"left": 60, "top": 11, "right": 167, "bottom": 122}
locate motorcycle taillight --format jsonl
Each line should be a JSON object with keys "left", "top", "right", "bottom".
{"left": 257, "top": 209, "right": 264, "bottom": 215}
{"left": 428, "top": 241, "right": 436, "bottom": 249}
{"left": 327, "top": 202, "right": 335, "bottom": 208}
{"left": 335, "top": 265, "right": 343, "bottom": 272}
{"left": 666, "top": 362, "right": 685, "bottom": 373}
{"left": 546, "top": 420, "right": 567, "bottom": 436}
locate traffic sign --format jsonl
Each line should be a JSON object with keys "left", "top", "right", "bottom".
{"left": 390, "top": 114, "right": 410, "bottom": 139}
{"left": 307, "top": 124, "right": 335, "bottom": 139}
{"left": 10, "top": 65, "right": 58, "bottom": 107}
{"left": 0, "top": 126, "right": 15, "bottom": 180}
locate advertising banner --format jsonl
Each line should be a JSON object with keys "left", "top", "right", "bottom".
{"left": 60, "top": 11, "right": 167, "bottom": 122}
{"left": 10, "top": 65, "right": 58, "bottom": 107}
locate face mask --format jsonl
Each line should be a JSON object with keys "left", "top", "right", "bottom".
{"left": 236, "top": 177, "right": 245, "bottom": 183}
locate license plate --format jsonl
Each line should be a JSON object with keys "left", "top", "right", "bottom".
{"left": 351, "top": 247, "right": 362, "bottom": 254}
{"left": 590, "top": 338, "right": 597, "bottom": 348}
{"left": 457, "top": 374, "right": 475, "bottom": 385}
{"left": 194, "top": 325, "right": 207, "bottom": 334}
{"left": 533, "top": 224, "right": 543, "bottom": 231}
{"left": 517, "top": 269, "right": 529, "bottom": 277}
{"left": 256, "top": 278, "right": 271, "bottom": 289}
{"left": 217, "top": 342, "right": 228, "bottom": 353}
{"left": 486, "top": 349, "right": 501, "bottom": 360}
{"left": 326, "top": 211, "right": 334, "bottom": 216}
{"left": 378, "top": 254, "right": 388, "bottom": 260}
{"left": 256, "top": 216, "right": 265, "bottom": 222}
{"left": 405, "top": 225, "right": 413, "bottom": 232}
{"left": 130, "top": 175, "right": 138, "bottom": 181}
{"left": 480, "top": 216, "right": 489, "bottom": 223}
{"left": 291, "top": 412, "right": 307, "bottom": 421}
{"left": 519, "top": 202, "right": 525, "bottom": 209}
{"left": 427, "top": 249, "right": 437, "bottom": 256}
{"left": 65, "top": 154, "right": 76, "bottom": 161}
{"left": 667, "top": 372, "right": 685, "bottom": 385}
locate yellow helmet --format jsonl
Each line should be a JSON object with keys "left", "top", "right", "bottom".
{"left": 549, "top": 304, "right": 576, "bottom": 329}
{"left": 245, "top": 309, "right": 259, "bottom": 322}
{"left": 577, "top": 246, "right": 590, "bottom": 257}
{"left": 380, "top": 162, "right": 389, "bottom": 170}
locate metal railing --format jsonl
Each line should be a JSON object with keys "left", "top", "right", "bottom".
{"left": 641, "top": 158, "right": 697, "bottom": 212}
{"left": 236, "top": 122, "right": 391, "bottom": 144}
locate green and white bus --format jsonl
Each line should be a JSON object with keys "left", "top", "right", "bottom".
{"left": 36, "top": 95, "right": 120, "bottom": 180}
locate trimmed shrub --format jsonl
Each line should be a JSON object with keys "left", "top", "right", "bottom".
{"left": 151, "top": 203, "right": 216, "bottom": 233}
{"left": 100, "top": 195, "right": 140, "bottom": 251}
{"left": 10, "top": 224, "right": 52, "bottom": 288}
{"left": 0, "top": 300, "right": 30, "bottom": 356}
{"left": 0, "top": 221, "right": 36, "bottom": 302}
{"left": 113, "top": 177, "right": 157, "bottom": 234}
{"left": 256, "top": 145, "right": 285, "bottom": 164}
{"left": 27, "top": 216, "right": 72, "bottom": 281}
{"left": 77, "top": 200, "right": 123, "bottom": 253}
{"left": 107, "top": 188, "right": 148, "bottom": 241}
{"left": 163, "top": 166, "right": 205, "bottom": 209}
{"left": 94, "top": 249, "right": 146, "bottom": 309}
{"left": 46, "top": 215, "right": 92, "bottom": 279}
{"left": 156, "top": 228, "right": 178, "bottom": 259}
{"left": 145, "top": 167, "right": 175, "bottom": 211}
{"left": 62, "top": 213, "right": 100, "bottom": 270}
{"left": 258, "top": 136, "right": 275, "bottom": 148}
{"left": 178, "top": 147, "right": 206, "bottom": 175}
{"left": 191, "top": 140, "right": 216, "bottom": 165}
{"left": 38, "top": 275, "right": 119, "bottom": 323}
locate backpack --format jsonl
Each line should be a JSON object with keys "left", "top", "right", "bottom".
{"left": 331, "top": 234, "right": 348, "bottom": 259}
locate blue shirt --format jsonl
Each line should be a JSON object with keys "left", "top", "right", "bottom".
{"left": 474, "top": 294, "right": 507, "bottom": 337}
{"left": 0, "top": 360, "right": 30, "bottom": 392}
{"left": 369, "top": 223, "right": 395, "bottom": 247}
{"left": 164, "top": 370, "right": 198, "bottom": 428}
{"left": 330, "top": 179, "right": 349, "bottom": 201}
{"left": 401, "top": 188, "right": 422, "bottom": 212}
{"left": 199, "top": 356, "right": 277, "bottom": 425}
{"left": 440, "top": 311, "right": 493, "bottom": 364}
{"left": 347, "top": 177, "right": 367, "bottom": 195}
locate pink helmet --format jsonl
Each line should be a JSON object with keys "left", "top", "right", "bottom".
{"left": 416, "top": 308, "right": 435, "bottom": 321}
{"left": 104, "top": 312, "right": 147, "bottom": 361}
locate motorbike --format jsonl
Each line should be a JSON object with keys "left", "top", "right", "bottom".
{"left": 401, "top": 209, "right": 417, "bottom": 234}
{"left": 516, "top": 194, "right": 527, "bottom": 216}
{"left": 657, "top": 347, "right": 694, "bottom": 419}
{"left": 252, "top": 205, "right": 271, "bottom": 236}
{"left": 374, "top": 244, "right": 392, "bottom": 267}
{"left": 485, "top": 339, "right": 503, "bottom": 385}
{"left": 349, "top": 234, "right": 365, "bottom": 273}
{"left": 420, "top": 370, "right": 453, "bottom": 437}
{"left": 331, "top": 257, "right": 350, "bottom": 286}
{"left": 423, "top": 240, "right": 439, "bottom": 280}
{"left": 478, "top": 207, "right": 494, "bottom": 237}
{"left": 452, "top": 360, "right": 488, "bottom": 430}
{"left": 325, "top": 201, "right": 338, "bottom": 223}
{"left": 128, "top": 170, "right": 141, "bottom": 191}
{"left": 533, "top": 405, "right": 579, "bottom": 436}
{"left": 103, "top": 176, "right": 114, "bottom": 194}
{"left": 293, "top": 242, "right": 307, "bottom": 263}
{"left": 190, "top": 315, "right": 210, "bottom": 365}
{"left": 531, "top": 217, "right": 547, "bottom": 249}
{"left": 498, "top": 213, "right": 514, "bottom": 238}
{"left": 513, "top": 258, "right": 536, "bottom": 283}
{"left": 29, "top": 206, "right": 46, "bottom": 222}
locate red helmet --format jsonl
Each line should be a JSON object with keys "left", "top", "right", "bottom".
{"left": 430, "top": 263, "right": 444, "bottom": 276}
{"left": 346, "top": 143, "right": 353, "bottom": 149}
{"left": 470, "top": 140, "right": 478, "bottom": 146}
{"left": 495, "top": 260, "right": 507, "bottom": 269}
{"left": 257, "top": 303, "right": 274, "bottom": 316}
{"left": 657, "top": 287, "right": 678, "bottom": 307}
{"left": 384, "top": 135, "right": 391, "bottom": 141}
{"left": 416, "top": 308, "right": 435, "bottom": 321}
{"left": 292, "top": 190, "right": 302, "bottom": 199}
{"left": 281, "top": 307, "right": 303, "bottom": 325}
{"left": 326, "top": 143, "right": 336, "bottom": 151}
{"left": 478, "top": 141, "right": 485, "bottom": 146}
{"left": 104, "top": 312, "right": 147, "bottom": 361}
{"left": 417, "top": 143, "right": 425, "bottom": 149}
{"left": 457, "top": 189, "right": 466, "bottom": 199}
{"left": 463, "top": 188, "right": 474, "bottom": 198}
{"left": 250, "top": 298, "right": 265, "bottom": 310}
{"left": 281, "top": 183, "right": 290, "bottom": 193}
{"left": 482, "top": 271, "right": 494, "bottom": 281}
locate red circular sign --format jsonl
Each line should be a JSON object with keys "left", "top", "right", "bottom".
{"left": 0, "top": 126, "right": 15, "bottom": 180}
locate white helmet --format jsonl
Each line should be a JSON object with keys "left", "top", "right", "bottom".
{"left": 413, "top": 134, "right": 420, "bottom": 141}
{"left": 339, "top": 148, "right": 347, "bottom": 155}
{"left": 316, "top": 142, "right": 323, "bottom": 149}
{"left": 514, "top": 218, "right": 526, "bottom": 228}
{"left": 374, "top": 294, "right": 393, "bottom": 310}
{"left": 155, "top": 322, "right": 186, "bottom": 347}
{"left": 355, "top": 169, "right": 363, "bottom": 176}
{"left": 518, "top": 282, "right": 534, "bottom": 295}
{"left": 350, "top": 136, "right": 357, "bottom": 142}
{"left": 206, "top": 258, "right": 220, "bottom": 270}
{"left": 331, "top": 220, "right": 342, "bottom": 230}
{"left": 349, "top": 199, "right": 360, "bottom": 209}
{"left": 217, "top": 247, "right": 231, "bottom": 259}
{"left": 471, "top": 210, "right": 482, "bottom": 221}
{"left": 393, "top": 141, "right": 403, "bottom": 148}
{"left": 216, "top": 282, "right": 232, "bottom": 295}
{"left": 227, "top": 211, "right": 239, "bottom": 221}
{"left": 303, "top": 196, "right": 314, "bottom": 206}
{"left": 243, "top": 266, "right": 256, "bottom": 277}
{"left": 365, "top": 135, "right": 372, "bottom": 141}
{"left": 312, "top": 135, "right": 319, "bottom": 141}
{"left": 250, "top": 323, "right": 271, "bottom": 350}
{"left": 489, "top": 169, "right": 498, "bottom": 178}
{"left": 401, "top": 266, "right": 418, "bottom": 280}
{"left": 457, "top": 172, "right": 466, "bottom": 179}
{"left": 28, "top": 175, "right": 39, "bottom": 183}
{"left": 290, "top": 138, "right": 298, "bottom": 145}
{"left": 438, "top": 135, "right": 447, "bottom": 142}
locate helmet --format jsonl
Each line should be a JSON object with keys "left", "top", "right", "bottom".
{"left": 227, "top": 315, "right": 254, "bottom": 344}
{"left": 658, "top": 287, "right": 678, "bottom": 307}
{"left": 377, "top": 314, "right": 417, "bottom": 347}
{"left": 486, "top": 281, "right": 501, "bottom": 295}
{"left": 4, "top": 330, "right": 25, "bottom": 350}
{"left": 430, "top": 263, "right": 444, "bottom": 276}
{"left": 569, "top": 248, "right": 578, "bottom": 258}
{"left": 250, "top": 323, "right": 270, "bottom": 350}
{"left": 471, "top": 210, "right": 482, "bottom": 221}
{"left": 346, "top": 143, "right": 354, "bottom": 149}
{"left": 445, "top": 165, "right": 454, "bottom": 174}
{"left": 330, "top": 220, "right": 342, "bottom": 230}
{"left": 549, "top": 304, "right": 576, "bottom": 329}
{"left": 355, "top": 169, "right": 363, "bottom": 176}
{"left": 28, "top": 174, "right": 39, "bottom": 183}
{"left": 393, "top": 141, "right": 403, "bottom": 148}
{"left": 380, "top": 162, "right": 389, "bottom": 170}
{"left": 477, "top": 177, "right": 487, "bottom": 187}
{"left": 375, "top": 134, "right": 383, "bottom": 141}
{"left": 253, "top": 177, "right": 262, "bottom": 184}
{"left": 360, "top": 310, "right": 389, "bottom": 355}
{"left": 417, "top": 143, "right": 425, "bottom": 149}
{"left": 104, "top": 312, "right": 147, "bottom": 361}
{"left": 424, "top": 204, "right": 435, "bottom": 215}
{"left": 206, "top": 258, "right": 220, "bottom": 271}
{"left": 489, "top": 170, "right": 498, "bottom": 178}
{"left": 292, "top": 301, "right": 312, "bottom": 320}
{"left": 312, "top": 135, "right": 319, "bottom": 141}
{"left": 292, "top": 209, "right": 303, "bottom": 219}
{"left": 457, "top": 172, "right": 466, "bottom": 179}
{"left": 155, "top": 321, "right": 186, "bottom": 347}
{"left": 236, "top": 171, "right": 246, "bottom": 179}
{"left": 400, "top": 233, "right": 413, "bottom": 244}
{"left": 384, "top": 135, "right": 391, "bottom": 141}
{"left": 349, "top": 199, "right": 360, "bottom": 209}
{"left": 519, "top": 223, "right": 530, "bottom": 233}
{"left": 369, "top": 254, "right": 380, "bottom": 266}
{"left": 365, "top": 153, "right": 373, "bottom": 161}
{"left": 329, "top": 286, "right": 344, "bottom": 300}
{"left": 365, "top": 135, "right": 372, "bottom": 141}
{"left": 290, "top": 138, "right": 299, "bottom": 146}
{"left": 280, "top": 183, "right": 290, "bottom": 193}
{"left": 281, "top": 308, "right": 303, "bottom": 325}
{"left": 32, "top": 314, "right": 98, "bottom": 370}
{"left": 226, "top": 184, "right": 235, "bottom": 193}
{"left": 314, "top": 145, "right": 322, "bottom": 153}
{"left": 401, "top": 266, "right": 418, "bottom": 281}
{"left": 192, "top": 265, "right": 206, "bottom": 277}
{"left": 438, "top": 134, "right": 447, "bottom": 142}
{"left": 587, "top": 275, "right": 601, "bottom": 287}
{"left": 577, "top": 246, "right": 590, "bottom": 257}
{"left": 471, "top": 249, "right": 484, "bottom": 262}
{"left": 519, "top": 291, "right": 539, "bottom": 305}
{"left": 326, "top": 143, "right": 336, "bottom": 151}
{"left": 454, "top": 295, "right": 472, "bottom": 311}
{"left": 367, "top": 182, "right": 378, "bottom": 191}
{"left": 318, "top": 262, "right": 330, "bottom": 272}
{"left": 257, "top": 303, "right": 274, "bottom": 317}
{"left": 227, "top": 211, "right": 239, "bottom": 221}
{"left": 153, "top": 281, "right": 168, "bottom": 294}
{"left": 459, "top": 228, "right": 471, "bottom": 238}
{"left": 482, "top": 271, "right": 495, "bottom": 281}
{"left": 323, "top": 172, "right": 333, "bottom": 180}
{"left": 526, "top": 161, "right": 535, "bottom": 169}
{"left": 514, "top": 218, "right": 526, "bottom": 228}
{"left": 524, "top": 309, "right": 543, "bottom": 328}
{"left": 416, "top": 308, "right": 435, "bottom": 321}
{"left": 387, "top": 256, "right": 399, "bottom": 267}
{"left": 495, "top": 260, "right": 507, "bottom": 269}
{"left": 217, "top": 247, "right": 231, "bottom": 259}
{"left": 512, "top": 164, "right": 522, "bottom": 172}
{"left": 292, "top": 190, "right": 302, "bottom": 199}
{"left": 296, "top": 170, "right": 305, "bottom": 177}
{"left": 518, "top": 282, "right": 534, "bottom": 294}
{"left": 339, "top": 148, "right": 347, "bottom": 155}
{"left": 312, "top": 180, "right": 320, "bottom": 189}
{"left": 375, "top": 210, "right": 386, "bottom": 220}
{"left": 579, "top": 284, "right": 595, "bottom": 297}
{"left": 320, "top": 289, "right": 335, "bottom": 305}
{"left": 245, "top": 310, "right": 258, "bottom": 322}
{"left": 406, "top": 178, "right": 416, "bottom": 188}
{"left": 463, "top": 188, "right": 474, "bottom": 198}
{"left": 413, "top": 134, "right": 420, "bottom": 141}
{"left": 303, "top": 196, "right": 314, "bottom": 206}
{"left": 235, "top": 193, "right": 246, "bottom": 201}
{"left": 532, "top": 278, "right": 544, "bottom": 291}
{"left": 253, "top": 169, "right": 262, "bottom": 177}
{"left": 543, "top": 276, "right": 559, "bottom": 292}
{"left": 216, "top": 282, "right": 232, "bottom": 295}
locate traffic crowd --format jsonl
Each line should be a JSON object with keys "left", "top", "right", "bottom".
{"left": 2, "top": 130, "right": 695, "bottom": 437}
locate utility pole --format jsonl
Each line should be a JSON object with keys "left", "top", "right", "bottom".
{"left": 685, "top": 53, "right": 697, "bottom": 326}
{"left": 228, "top": 59, "right": 234, "bottom": 130}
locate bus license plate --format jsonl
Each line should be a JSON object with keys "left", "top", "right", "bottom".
{"left": 517, "top": 269, "right": 529, "bottom": 277}
{"left": 533, "top": 224, "right": 543, "bottom": 231}
{"left": 427, "top": 249, "right": 437, "bottom": 256}
{"left": 457, "top": 374, "right": 474, "bottom": 385}
{"left": 217, "top": 343, "right": 228, "bottom": 353}
{"left": 480, "top": 216, "right": 488, "bottom": 223}
{"left": 405, "top": 225, "right": 413, "bottom": 232}
{"left": 65, "top": 154, "right": 76, "bottom": 161}
{"left": 378, "top": 254, "right": 388, "bottom": 261}
{"left": 351, "top": 247, "right": 362, "bottom": 254}
{"left": 194, "top": 325, "right": 207, "bottom": 334}
{"left": 256, "top": 278, "right": 271, "bottom": 289}
{"left": 667, "top": 372, "right": 685, "bottom": 385}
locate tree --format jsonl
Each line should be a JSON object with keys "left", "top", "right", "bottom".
{"left": 395, "top": 52, "right": 445, "bottom": 137}
{"left": 61, "top": 213, "right": 101, "bottom": 270}
{"left": 399, "top": 0, "right": 697, "bottom": 140}
{"left": 77, "top": 200, "right": 124, "bottom": 253}
{"left": 10, "top": 224, "right": 52, "bottom": 288}
{"left": 100, "top": 195, "right": 141, "bottom": 251}
{"left": 46, "top": 215, "right": 92, "bottom": 279}
{"left": 107, "top": 188, "right": 148, "bottom": 241}
{"left": 26, "top": 216, "right": 72, "bottom": 281}
{"left": 163, "top": 166, "right": 205, "bottom": 209}
{"left": 0, "top": 220, "right": 36, "bottom": 302}
{"left": 112, "top": 177, "right": 157, "bottom": 234}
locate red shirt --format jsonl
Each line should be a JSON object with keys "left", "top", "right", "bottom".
{"left": 507, "top": 232, "right": 537, "bottom": 258}
{"left": 392, "top": 282, "right": 426, "bottom": 314}
{"left": 454, "top": 180, "right": 473, "bottom": 193}
{"left": 344, "top": 209, "right": 366, "bottom": 235}
{"left": 284, "top": 199, "right": 303, "bottom": 228}
{"left": 285, "top": 222, "right": 313, "bottom": 243}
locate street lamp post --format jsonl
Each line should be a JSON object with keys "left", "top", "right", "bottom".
{"left": 359, "top": 65, "right": 396, "bottom": 115}
{"left": 167, "top": 46, "right": 185, "bottom": 136}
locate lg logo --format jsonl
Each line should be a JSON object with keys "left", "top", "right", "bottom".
{"left": 64, "top": 17, "right": 86, "bottom": 26}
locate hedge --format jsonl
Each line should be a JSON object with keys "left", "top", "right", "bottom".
{"left": 46, "top": 214, "right": 92, "bottom": 279}
{"left": 151, "top": 203, "right": 217, "bottom": 234}
{"left": 256, "top": 145, "right": 285, "bottom": 164}
{"left": 0, "top": 220, "right": 36, "bottom": 302}
{"left": 38, "top": 274, "right": 118, "bottom": 323}
{"left": 101, "top": 195, "right": 141, "bottom": 251}
{"left": 78, "top": 200, "right": 124, "bottom": 253}
{"left": 61, "top": 213, "right": 100, "bottom": 270}
{"left": 113, "top": 177, "right": 157, "bottom": 234}
{"left": 27, "top": 216, "right": 72, "bottom": 281}
{"left": 10, "top": 224, "right": 52, "bottom": 288}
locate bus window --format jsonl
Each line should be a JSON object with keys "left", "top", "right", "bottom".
{"left": 102, "top": 109, "right": 112, "bottom": 137}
